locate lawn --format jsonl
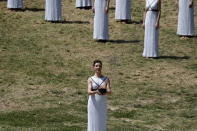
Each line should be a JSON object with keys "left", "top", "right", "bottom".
{"left": 0, "top": 0, "right": 197, "bottom": 130}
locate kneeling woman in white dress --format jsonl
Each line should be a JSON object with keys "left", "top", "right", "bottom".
{"left": 177, "top": 0, "right": 195, "bottom": 38}
{"left": 142, "top": 0, "right": 161, "bottom": 58}
{"left": 76, "top": 0, "right": 92, "bottom": 9}
{"left": 115, "top": 0, "right": 132, "bottom": 23}
{"left": 45, "top": 0, "right": 62, "bottom": 22}
{"left": 87, "top": 60, "right": 111, "bottom": 131}
{"left": 7, "top": 0, "right": 23, "bottom": 9}
{"left": 93, "top": 0, "right": 110, "bottom": 41}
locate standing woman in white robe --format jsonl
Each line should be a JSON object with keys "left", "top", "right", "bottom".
{"left": 177, "top": 0, "right": 195, "bottom": 38}
{"left": 87, "top": 60, "right": 111, "bottom": 131}
{"left": 93, "top": 0, "right": 110, "bottom": 41}
{"left": 115, "top": 0, "right": 132, "bottom": 23}
{"left": 45, "top": 0, "right": 62, "bottom": 22}
{"left": 142, "top": 0, "right": 161, "bottom": 58}
{"left": 76, "top": 0, "right": 92, "bottom": 9}
{"left": 7, "top": 0, "right": 23, "bottom": 9}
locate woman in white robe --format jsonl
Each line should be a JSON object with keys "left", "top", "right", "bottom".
{"left": 177, "top": 0, "right": 195, "bottom": 38}
{"left": 142, "top": 0, "right": 161, "bottom": 58}
{"left": 76, "top": 0, "right": 92, "bottom": 9}
{"left": 115, "top": 0, "right": 132, "bottom": 23}
{"left": 93, "top": 0, "right": 110, "bottom": 41}
{"left": 7, "top": 0, "right": 23, "bottom": 9}
{"left": 45, "top": 0, "right": 62, "bottom": 22}
{"left": 87, "top": 60, "right": 111, "bottom": 131}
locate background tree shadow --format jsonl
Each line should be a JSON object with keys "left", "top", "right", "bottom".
{"left": 159, "top": 56, "right": 190, "bottom": 60}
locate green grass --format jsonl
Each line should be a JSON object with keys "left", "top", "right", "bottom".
{"left": 0, "top": 0, "right": 197, "bottom": 130}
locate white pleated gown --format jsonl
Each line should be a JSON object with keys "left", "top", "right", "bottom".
{"left": 45, "top": 0, "right": 62, "bottom": 21}
{"left": 115, "top": 0, "right": 131, "bottom": 20}
{"left": 7, "top": 0, "right": 23, "bottom": 9}
{"left": 143, "top": 0, "right": 159, "bottom": 58}
{"left": 93, "top": 0, "right": 109, "bottom": 40}
{"left": 177, "top": 0, "right": 195, "bottom": 36}
{"left": 76, "top": 0, "right": 92, "bottom": 8}
{"left": 88, "top": 76, "right": 107, "bottom": 131}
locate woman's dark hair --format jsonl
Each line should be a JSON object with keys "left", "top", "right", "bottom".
{"left": 93, "top": 60, "right": 102, "bottom": 66}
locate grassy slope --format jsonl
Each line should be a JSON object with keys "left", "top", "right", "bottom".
{"left": 0, "top": 0, "right": 197, "bottom": 130}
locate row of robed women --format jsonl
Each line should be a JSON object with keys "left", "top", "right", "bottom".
{"left": 6, "top": 0, "right": 195, "bottom": 58}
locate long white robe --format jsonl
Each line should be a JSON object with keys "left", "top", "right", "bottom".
{"left": 115, "top": 0, "right": 131, "bottom": 20}
{"left": 177, "top": 0, "right": 195, "bottom": 36}
{"left": 88, "top": 76, "right": 107, "bottom": 131}
{"left": 76, "top": 0, "right": 92, "bottom": 8}
{"left": 93, "top": 0, "right": 109, "bottom": 40}
{"left": 143, "top": 0, "right": 159, "bottom": 57}
{"left": 45, "top": 0, "right": 62, "bottom": 21}
{"left": 7, "top": 0, "right": 23, "bottom": 9}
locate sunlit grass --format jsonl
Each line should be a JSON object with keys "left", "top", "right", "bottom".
{"left": 0, "top": 0, "right": 197, "bottom": 130}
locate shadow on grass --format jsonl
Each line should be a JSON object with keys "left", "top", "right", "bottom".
{"left": 109, "top": 7, "right": 115, "bottom": 10}
{"left": 116, "top": 20, "right": 143, "bottom": 25}
{"left": 131, "top": 20, "right": 143, "bottom": 24}
{"left": 46, "top": 20, "right": 90, "bottom": 24}
{"left": 118, "top": 20, "right": 143, "bottom": 25}
{"left": 159, "top": 56, "right": 190, "bottom": 60}
{"left": 76, "top": 6, "right": 92, "bottom": 10}
{"left": 178, "top": 35, "right": 197, "bottom": 38}
{"left": 0, "top": 106, "right": 86, "bottom": 128}
{"left": 7, "top": 8, "right": 44, "bottom": 12}
{"left": 24, "top": 8, "right": 45, "bottom": 12}
{"left": 108, "top": 40, "right": 140, "bottom": 44}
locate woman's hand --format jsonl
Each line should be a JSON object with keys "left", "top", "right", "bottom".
{"left": 105, "top": 7, "right": 109, "bottom": 14}
{"left": 189, "top": 0, "right": 193, "bottom": 8}
{"left": 176, "top": 0, "right": 179, "bottom": 9}
{"left": 92, "top": 6, "right": 95, "bottom": 13}
{"left": 142, "top": 23, "right": 145, "bottom": 29}
{"left": 155, "top": 22, "right": 160, "bottom": 29}
{"left": 96, "top": 90, "right": 102, "bottom": 95}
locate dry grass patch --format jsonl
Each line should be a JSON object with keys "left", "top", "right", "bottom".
{"left": 0, "top": 0, "right": 197, "bottom": 130}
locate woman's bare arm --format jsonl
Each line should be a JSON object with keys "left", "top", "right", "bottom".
{"left": 92, "top": 0, "right": 95, "bottom": 13}
{"left": 156, "top": 0, "right": 161, "bottom": 29}
{"left": 142, "top": 2, "right": 147, "bottom": 29}
{"left": 106, "top": 78, "right": 112, "bottom": 95}
{"left": 176, "top": 0, "right": 179, "bottom": 8}
{"left": 105, "top": 0, "right": 110, "bottom": 13}
{"left": 87, "top": 78, "right": 99, "bottom": 95}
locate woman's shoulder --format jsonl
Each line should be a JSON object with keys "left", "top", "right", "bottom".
{"left": 88, "top": 76, "right": 94, "bottom": 81}
{"left": 102, "top": 76, "right": 110, "bottom": 81}
{"left": 87, "top": 75, "right": 109, "bottom": 80}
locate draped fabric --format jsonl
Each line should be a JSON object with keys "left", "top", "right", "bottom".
{"left": 143, "top": 0, "right": 159, "bottom": 57}
{"left": 146, "top": 0, "right": 159, "bottom": 10}
{"left": 45, "top": 0, "right": 62, "bottom": 21}
{"left": 76, "top": 0, "right": 92, "bottom": 8}
{"left": 93, "top": 0, "right": 109, "bottom": 40}
{"left": 177, "top": 0, "right": 195, "bottom": 36}
{"left": 7, "top": 0, "right": 23, "bottom": 9}
{"left": 115, "top": 0, "right": 131, "bottom": 20}
{"left": 88, "top": 76, "right": 107, "bottom": 131}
